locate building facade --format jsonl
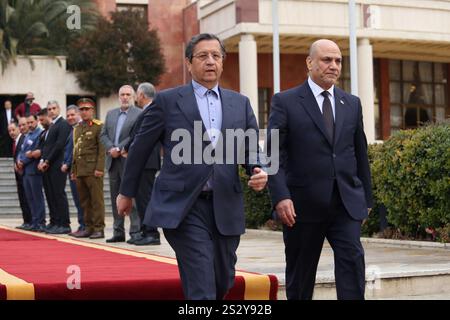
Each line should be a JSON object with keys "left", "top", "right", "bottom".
{"left": 1, "top": 0, "right": 449, "bottom": 141}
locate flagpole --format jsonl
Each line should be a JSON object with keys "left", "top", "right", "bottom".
{"left": 273, "top": 0, "right": 280, "bottom": 94}
{"left": 349, "top": 0, "right": 358, "bottom": 95}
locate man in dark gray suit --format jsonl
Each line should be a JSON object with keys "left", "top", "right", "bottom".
{"left": 121, "top": 82, "right": 161, "bottom": 246}
{"left": 100, "top": 85, "right": 141, "bottom": 243}
{"left": 117, "top": 33, "right": 268, "bottom": 300}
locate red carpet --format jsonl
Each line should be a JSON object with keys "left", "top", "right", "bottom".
{"left": 0, "top": 226, "right": 278, "bottom": 300}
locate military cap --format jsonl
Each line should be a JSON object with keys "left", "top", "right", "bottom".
{"left": 77, "top": 97, "right": 96, "bottom": 109}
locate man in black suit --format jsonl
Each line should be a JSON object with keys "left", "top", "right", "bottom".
{"left": 116, "top": 33, "right": 268, "bottom": 300}
{"left": 267, "top": 39, "right": 373, "bottom": 300}
{"left": 0, "top": 100, "right": 14, "bottom": 157}
{"left": 10, "top": 119, "right": 32, "bottom": 229}
{"left": 37, "top": 102, "right": 72, "bottom": 234}
{"left": 121, "top": 82, "right": 161, "bottom": 246}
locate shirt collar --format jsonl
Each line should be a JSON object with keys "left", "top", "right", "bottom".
{"left": 119, "top": 107, "right": 130, "bottom": 114}
{"left": 308, "top": 77, "right": 334, "bottom": 99}
{"left": 52, "top": 115, "right": 62, "bottom": 124}
{"left": 192, "top": 80, "right": 220, "bottom": 98}
{"left": 143, "top": 102, "right": 152, "bottom": 110}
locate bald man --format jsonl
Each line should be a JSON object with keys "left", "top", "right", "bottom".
{"left": 267, "top": 39, "right": 373, "bottom": 300}
{"left": 100, "top": 85, "right": 142, "bottom": 243}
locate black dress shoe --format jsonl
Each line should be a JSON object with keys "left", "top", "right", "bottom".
{"left": 47, "top": 226, "right": 72, "bottom": 235}
{"left": 126, "top": 234, "right": 143, "bottom": 244}
{"left": 89, "top": 231, "right": 105, "bottom": 239}
{"left": 134, "top": 235, "right": 161, "bottom": 246}
{"left": 16, "top": 223, "right": 32, "bottom": 230}
{"left": 22, "top": 223, "right": 33, "bottom": 231}
{"left": 106, "top": 235, "right": 125, "bottom": 243}
{"left": 30, "top": 225, "right": 46, "bottom": 232}
{"left": 44, "top": 224, "right": 58, "bottom": 233}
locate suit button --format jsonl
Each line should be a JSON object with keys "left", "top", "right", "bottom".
{"left": 332, "top": 153, "right": 336, "bottom": 158}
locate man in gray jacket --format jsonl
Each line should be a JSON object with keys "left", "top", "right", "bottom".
{"left": 100, "top": 85, "right": 141, "bottom": 243}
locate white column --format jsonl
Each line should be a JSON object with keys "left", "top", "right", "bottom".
{"left": 239, "top": 34, "right": 259, "bottom": 122}
{"left": 357, "top": 38, "right": 376, "bottom": 143}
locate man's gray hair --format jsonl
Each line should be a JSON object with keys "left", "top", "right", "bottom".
{"left": 137, "top": 82, "right": 156, "bottom": 99}
{"left": 67, "top": 104, "right": 79, "bottom": 112}
{"left": 47, "top": 100, "right": 59, "bottom": 107}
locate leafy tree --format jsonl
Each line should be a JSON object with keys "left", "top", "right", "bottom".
{"left": 68, "top": 10, "right": 166, "bottom": 97}
{"left": 0, "top": 0, "right": 98, "bottom": 73}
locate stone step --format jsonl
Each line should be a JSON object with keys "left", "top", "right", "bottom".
{"left": 0, "top": 192, "right": 111, "bottom": 200}
{"left": 0, "top": 206, "right": 113, "bottom": 215}
{"left": 0, "top": 179, "right": 112, "bottom": 190}
{"left": 0, "top": 186, "right": 112, "bottom": 194}
{"left": 310, "top": 272, "right": 450, "bottom": 300}
{"left": 0, "top": 201, "right": 113, "bottom": 209}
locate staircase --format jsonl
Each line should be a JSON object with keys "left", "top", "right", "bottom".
{"left": 0, "top": 158, "right": 112, "bottom": 216}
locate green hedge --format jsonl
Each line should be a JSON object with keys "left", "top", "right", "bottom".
{"left": 369, "top": 123, "right": 450, "bottom": 240}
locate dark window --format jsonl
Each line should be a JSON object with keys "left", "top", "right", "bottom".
{"left": 116, "top": 4, "right": 148, "bottom": 19}
{"left": 389, "top": 60, "right": 448, "bottom": 134}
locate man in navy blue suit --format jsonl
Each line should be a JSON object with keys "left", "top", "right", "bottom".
{"left": 267, "top": 39, "right": 373, "bottom": 300}
{"left": 116, "top": 33, "right": 267, "bottom": 300}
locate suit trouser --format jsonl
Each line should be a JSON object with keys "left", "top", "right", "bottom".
{"left": 136, "top": 169, "right": 158, "bottom": 236}
{"left": 109, "top": 158, "right": 140, "bottom": 237}
{"left": 23, "top": 173, "right": 46, "bottom": 227}
{"left": 283, "top": 184, "right": 366, "bottom": 300}
{"left": 15, "top": 172, "right": 32, "bottom": 224}
{"left": 76, "top": 175, "right": 105, "bottom": 233}
{"left": 43, "top": 166, "right": 70, "bottom": 227}
{"left": 163, "top": 197, "right": 240, "bottom": 300}
{"left": 69, "top": 179, "right": 84, "bottom": 229}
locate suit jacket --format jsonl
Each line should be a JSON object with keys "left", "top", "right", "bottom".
{"left": 18, "top": 127, "right": 43, "bottom": 176}
{"left": 63, "top": 128, "right": 75, "bottom": 168}
{"left": 124, "top": 110, "right": 161, "bottom": 170}
{"left": 100, "top": 106, "right": 142, "bottom": 171}
{"left": 267, "top": 81, "right": 373, "bottom": 222}
{"left": 119, "top": 83, "right": 260, "bottom": 236}
{"left": 41, "top": 117, "right": 72, "bottom": 167}
{"left": 14, "top": 134, "right": 25, "bottom": 162}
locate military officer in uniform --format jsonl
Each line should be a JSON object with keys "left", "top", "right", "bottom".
{"left": 69, "top": 98, "right": 106, "bottom": 239}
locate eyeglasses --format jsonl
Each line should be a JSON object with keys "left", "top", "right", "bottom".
{"left": 192, "top": 52, "right": 223, "bottom": 62}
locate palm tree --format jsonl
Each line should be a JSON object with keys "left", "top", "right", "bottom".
{"left": 0, "top": 0, "right": 98, "bottom": 73}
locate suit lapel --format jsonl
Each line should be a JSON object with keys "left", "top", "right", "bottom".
{"left": 176, "top": 84, "right": 208, "bottom": 144}
{"left": 333, "top": 88, "right": 346, "bottom": 145}
{"left": 110, "top": 109, "right": 119, "bottom": 142}
{"left": 299, "top": 83, "right": 333, "bottom": 146}
{"left": 120, "top": 107, "right": 136, "bottom": 141}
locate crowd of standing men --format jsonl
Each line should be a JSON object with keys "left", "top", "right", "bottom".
{"left": 2, "top": 83, "right": 161, "bottom": 246}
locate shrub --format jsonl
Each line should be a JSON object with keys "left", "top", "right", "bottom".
{"left": 370, "top": 123, "right": 450, "bottom": 240}
{"left": 239, "top": 167, "right": 272, "bottom": 228}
